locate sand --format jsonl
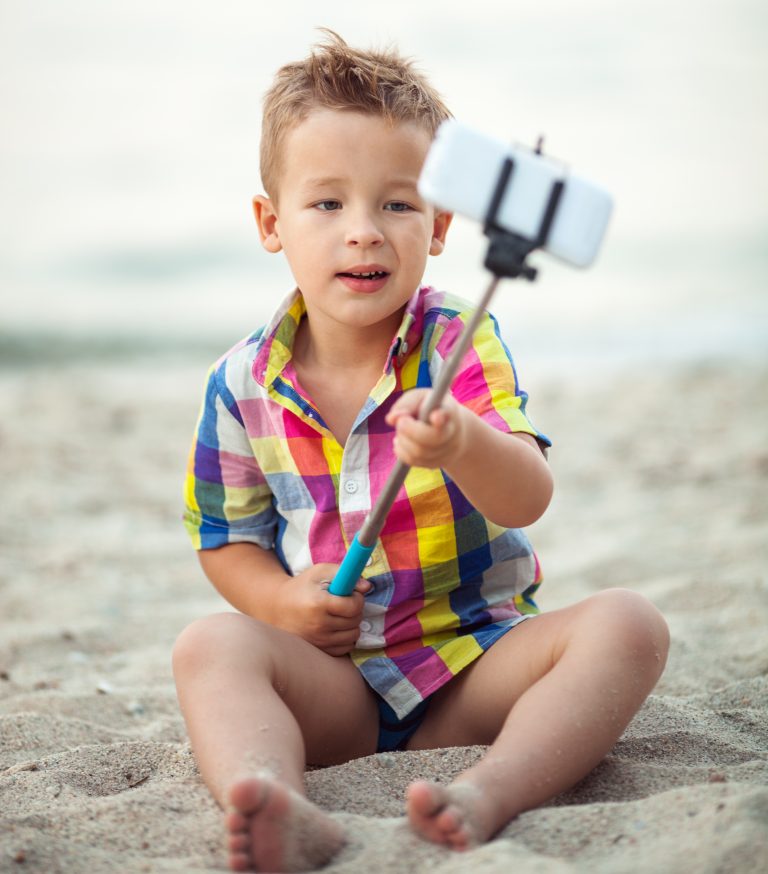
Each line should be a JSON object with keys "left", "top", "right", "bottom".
{"left": 1, "top": 354, "right": 766, "bottom": 873}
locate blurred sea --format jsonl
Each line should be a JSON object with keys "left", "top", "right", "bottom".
{"left": 1, "top": 0, "right": 766, "bottom": 374}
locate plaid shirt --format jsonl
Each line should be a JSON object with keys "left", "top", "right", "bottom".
{"left": 184, "top": 285, "right": 550, "bottom": 718}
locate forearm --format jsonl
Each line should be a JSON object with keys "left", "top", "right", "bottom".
{"left": 197, "top": 542, "right": 369, "bottom": 656}
{"left": 198, "top": 542, "right": 290, "bottom": 623}
{"left": 445, "top": 413, "right": 553, "bottom": 529}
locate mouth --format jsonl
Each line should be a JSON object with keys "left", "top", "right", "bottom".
{"left": 337, "top": 269, "right": 390, "bottom": 280}
{"left": 336, "top": 266, "right": 391, "bottom": 293}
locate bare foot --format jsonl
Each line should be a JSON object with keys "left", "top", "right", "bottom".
{"left": 406, "top": 780, "right": 499, "bottom": 851}
{"left": 226, "top": 775, "right": 345, "bottom": 872}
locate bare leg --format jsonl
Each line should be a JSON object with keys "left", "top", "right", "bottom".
{"left": 404, "top": 589, "right": 669, "bottom": 849}
{"left": 173, "top": 612, "right": 378, "bottom": 871}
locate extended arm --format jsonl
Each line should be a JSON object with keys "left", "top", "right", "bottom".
{"left": 386, "top": 392, "right": 553, "bottom": 529}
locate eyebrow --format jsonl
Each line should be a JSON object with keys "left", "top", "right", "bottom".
{"left": 301, "top": 176, "right": 420, "bottom": 191}
{"left": 302, "top": 177, "right": 345, "bottom": 190}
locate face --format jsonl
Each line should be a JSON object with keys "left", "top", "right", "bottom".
{"left": 253, "top": 109, "right": 451, "bottom": 338}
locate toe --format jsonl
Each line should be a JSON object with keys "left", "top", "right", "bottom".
{"left": 435, "top": 805, "right": 462, "bottom": 833}
{"left": 229, "top": 778, "right": 268, "bottom": 815}
{"left": 228, "top": 850, "right": 252, "bottom": 872}
{"left": 226, "top": 811, "right": 249, "bottom": 833}
{"left": 407, "top": 780, "right": 447, "bottom": 817}
{"left": 447, "top": 826, "right": 472, "bottom": 851}
{"left": 228, "top": 833, "right": 251, "bottom": 852}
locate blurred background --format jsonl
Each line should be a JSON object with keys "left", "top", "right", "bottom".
{"left": 1, "top": 0, "right": 766, "bottom": 375}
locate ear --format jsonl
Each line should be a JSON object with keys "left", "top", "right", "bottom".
{"left": 252, "top": 195, "right": 282, "bottom": 253}
{"left": 429, "top": 210, "right": 453, "bottom": 256}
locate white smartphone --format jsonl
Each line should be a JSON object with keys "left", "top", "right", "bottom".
{"left": 418, "top": 120, "right": 613, "bottom": 268}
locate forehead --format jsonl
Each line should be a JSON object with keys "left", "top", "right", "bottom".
{"left": 278, "top": 108, "right": 433, "bottom": 190}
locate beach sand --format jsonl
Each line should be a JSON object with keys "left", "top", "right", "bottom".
{"left": 1, "top": 355, "right": 766, "bottom": 872}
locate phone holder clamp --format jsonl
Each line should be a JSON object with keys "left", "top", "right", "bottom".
{"left": 482, "top": 155, "right": 565, "bottom": 282}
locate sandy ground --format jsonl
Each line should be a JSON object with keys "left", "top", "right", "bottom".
{"left": 1, "top": 354, "right": 766, "bottom": 873}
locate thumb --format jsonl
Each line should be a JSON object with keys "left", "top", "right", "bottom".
{"left": 386, "top": 389, "right": 428, "bottom": 424}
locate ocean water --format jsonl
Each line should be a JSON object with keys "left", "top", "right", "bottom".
{"left": 1, "top": 0, "right": 766, "bottom": 371}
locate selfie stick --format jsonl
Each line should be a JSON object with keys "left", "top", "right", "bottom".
{"left": 328, "top": 154, "right": 564, "bottom": 595}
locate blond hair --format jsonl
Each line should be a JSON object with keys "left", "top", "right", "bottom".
{"left": 260, "top": 29, "right": 452, "bottom": 198}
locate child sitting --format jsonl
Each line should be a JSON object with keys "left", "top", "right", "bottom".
{"left": 174, "top": 30, "right": 669, "bottom": 873}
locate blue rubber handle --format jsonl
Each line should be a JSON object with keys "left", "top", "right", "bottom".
{"left": 328, "top": 533, "right": 375, "bottom": 596}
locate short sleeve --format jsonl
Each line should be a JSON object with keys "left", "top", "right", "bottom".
{"left": 435, "top": 309, "right": 551, "bottom": 449}
{"left": 183, "top": 364, "right": 277, "bottom": 550}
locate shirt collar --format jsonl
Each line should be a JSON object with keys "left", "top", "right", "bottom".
{"left": 252, "top": 285, "right": 430, "bottom": 388}
{"left": 383, "top": 285, "right": 426, "bottom": 373}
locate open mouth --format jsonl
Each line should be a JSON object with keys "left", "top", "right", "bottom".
{"left": 337, "top": 270, "right": 389, "bottom": 280}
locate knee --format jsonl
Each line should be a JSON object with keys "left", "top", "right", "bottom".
{"left": 588, "top": 588, "right": 670, "bottom": 674}
{"left": 172, "top": 612, "right": 269, "bottom": 679}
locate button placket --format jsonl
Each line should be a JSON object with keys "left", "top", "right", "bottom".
{"left": 337, "top": 428, "right": 371, "bottom": 548}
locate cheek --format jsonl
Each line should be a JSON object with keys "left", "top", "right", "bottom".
{"left": 399, "top": 222, "right": 434, "bottom": 260}
{"left": 277, "top": 222, "right": 326, "bottom": 269}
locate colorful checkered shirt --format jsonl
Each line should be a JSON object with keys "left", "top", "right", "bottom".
{"left": 184, "top": 285, "right": 550, "bottom": 718}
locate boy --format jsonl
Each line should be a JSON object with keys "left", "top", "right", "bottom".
{"left": 174, "top": 31, "right": 669, "bottom": 873}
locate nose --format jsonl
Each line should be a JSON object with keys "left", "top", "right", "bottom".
{"left": 344, "top": 208, "right": 384, "bottom": 248}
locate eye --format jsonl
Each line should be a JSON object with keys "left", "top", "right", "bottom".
{"left": 385, "top": 201, "right": 413, "bottom": 213}
{"left": 314, "top": 200, "right": 341, "bottom": 211}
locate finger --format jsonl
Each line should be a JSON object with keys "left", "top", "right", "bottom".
{"left": 321, "top": 609, "right": 363, "bottom": 629}
{"left": 428, "top": 407, "right": 449, "bottom": 428}
{"left": 325, "top": 590, "right": 366, "bottom": 619}
{"left": 394, "top": 429, "right": 445, "bottom": 465}
{"left": 385, "top": 389, "right": 430, "bottom": 424}
{"left": 397, "top": 416, "right": 449, "bottom": 446}
{"left": 323, "top": 643, "right": 355, "bottom": 657}
{"left": 320, "top": 629, "right": 362, "bottom": 656}
{"left": 393, "top": 439, "right": 441, "bottom": 468}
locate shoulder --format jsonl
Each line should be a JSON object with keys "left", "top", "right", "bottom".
{"left": 417, "top": 286, "right": 500, "bottom": 358}
{"left": 419, "top": 286, "right": 475, "bottom": 324}
{"left": 205, "top": 326, "right": 266, "bottom": 407}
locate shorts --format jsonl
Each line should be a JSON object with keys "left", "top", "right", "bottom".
{"left": 372, "top": 614, "right": 537, "bottom": 752}
{"left": 376, "top": 696, "right": 430, "bottom": 753}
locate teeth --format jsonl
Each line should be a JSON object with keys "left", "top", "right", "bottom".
{"left": 351, "top": 271, "right": 384, "bottom": 278}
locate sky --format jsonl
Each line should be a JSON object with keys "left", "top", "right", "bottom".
{"left": 1, "top": 0, "right": 766, "bottom": 367}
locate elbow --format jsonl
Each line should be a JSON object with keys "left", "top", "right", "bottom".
{"left": 528, "top": 473, "right": 554, "bottom": 527}
{"left": 496, "top": 467, "right": 554, "bottom": 530}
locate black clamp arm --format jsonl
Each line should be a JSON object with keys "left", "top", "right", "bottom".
{"left": 483, "top": 154, "right": 565, "bottom": 282}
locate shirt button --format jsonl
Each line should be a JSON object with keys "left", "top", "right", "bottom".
{"left": 344, "top": 480, "right": 358, "bottom": 494}
{"left": 360, "top": 620, "right": 372, "bottom": 633}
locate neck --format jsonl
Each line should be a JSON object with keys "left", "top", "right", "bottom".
{"left": 295, "top": 308, "right": 403, "bottom": 373}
